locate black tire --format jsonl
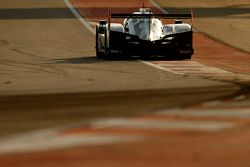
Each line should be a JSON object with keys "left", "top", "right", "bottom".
{"left": 175, "top": 54, "right": 191, "bottom": 60}
{"left": 96, "top": 26, "right": 102, "bottom": 58}
{"left": 103, "top": 29, "right": 112, "bottom": 59}
{"left": 181, "top": 54, "right": 192, "bottom": 60}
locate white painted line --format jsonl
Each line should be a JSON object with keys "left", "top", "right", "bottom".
{"left": 89, "top": 21, "right": 98, "bottom": 26}
{"left": 159, "top": 65, "right": 203, "bottom": 68}
{"left": 64, "top": 0, "right": 96, "bottom": 35}
{"left": 157, "top": 108, "right": 250, "bottom": 118}
{"left": 202, "top": 100, "right": 222, "bottom": 107}
{"left": 142, "top": 61, "right": 182, "bottom": 75}
{"left": 0, "top": 129, "right": 142, "bottom": 154}
{"left": 92, "top": 118, "right": 234, "bottom": 132}
{"left": 149, "top": 0, "right": 168, "bottom": 14}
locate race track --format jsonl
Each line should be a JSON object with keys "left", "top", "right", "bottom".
{"left": 0, "top": 0, "right": 250, "bottom": 166}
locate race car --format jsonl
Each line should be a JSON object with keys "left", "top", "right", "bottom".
{"left": 96, "top": 8, "right": 194, "bottom": 59}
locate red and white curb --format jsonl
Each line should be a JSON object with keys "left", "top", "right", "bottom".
{"left": 2, "top": 104, "right": 250, "bottom": 155}
{"left": 157, "top": 108, "right": 250, "bottom": 118}
{"left": 148, "top": 61, "right": 250, "bottom": 82}
{"left": 92, "top": 118, "right": 235, "bottom": 131}
{"left": 0, "top": 113, "right": 239, "bottom": 155}
{"left": 200, "top": 92, "right": 250, "bottom": 107}
{"left": 1, "top": 92, "right": 249, "bottom": 155}
{"left": 0, "top": 128, "right": 144, "bottom": 154}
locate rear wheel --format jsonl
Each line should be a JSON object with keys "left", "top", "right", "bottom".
{"left": 180, "top": 54, "right": 192, "bottom": 60}
{"left": 177, "top": 49, "right": 193, "bottom": 60}
{"left": 175, "top": 54, "right": 192, "bottom": 60}
{"left": 96, "top": 26, "right": 103, "bottom": 58}
{"left": 103, "top": 31, "right": 113, "bottom": 59}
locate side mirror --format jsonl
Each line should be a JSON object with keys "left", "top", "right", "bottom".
{"left": 98, "top": 20, "right": 107, "bottom": 34}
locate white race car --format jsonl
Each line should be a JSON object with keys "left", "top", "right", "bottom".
{"left": 96, "top": 8, "right": 194, "bottom": 59}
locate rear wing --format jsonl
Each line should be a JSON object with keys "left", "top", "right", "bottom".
{"left": 107, "top": 9, "right": 194, "bottom": 31}
{"left": 107, "top": 9, "right": 194, "bottom": 28}
{"left": 111, "top": 13, "right": 192, "bottom": 19}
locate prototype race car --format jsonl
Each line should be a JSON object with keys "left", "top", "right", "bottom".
{"left": 96, "top": 8, "right": 194, "bottom": 59}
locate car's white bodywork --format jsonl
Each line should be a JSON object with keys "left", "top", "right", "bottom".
{"left": 123, "top": 8, "right": 192, "bottom": 41}
{"left": 163, "top": 24, "right": 192, "bottom": 35}
{"left": 110, "top": 23, "right": 124, "bottom": 32}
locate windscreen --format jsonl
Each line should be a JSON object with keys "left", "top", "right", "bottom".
{"left": 125, "top": 18, "right": 163, "bottom": 41}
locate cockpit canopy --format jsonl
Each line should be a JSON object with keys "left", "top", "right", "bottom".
{"left": 124, "top": 8, "right": 163, "bottom": 41}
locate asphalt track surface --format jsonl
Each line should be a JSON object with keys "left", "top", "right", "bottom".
{"left": 0, "top": 0, "right": 250, "bottom": 166}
